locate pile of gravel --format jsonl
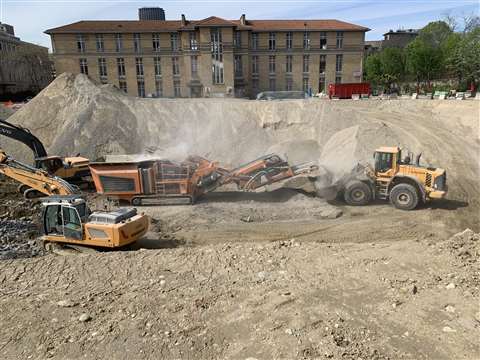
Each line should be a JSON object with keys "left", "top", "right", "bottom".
{"left": 0, "top": 219, "right": 42, "bottom": 260}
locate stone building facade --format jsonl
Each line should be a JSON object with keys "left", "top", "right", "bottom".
{"left": 46, "top": 15, "right": 369, "bottom": 98}
{"left": 0, "top": 22, "right": 53, "bottom": 98}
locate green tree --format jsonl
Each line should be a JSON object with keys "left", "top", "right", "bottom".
{"left": 406, "top": 39, "right": 442, "bottom": 87}
{"left": 406, "top": 21, "right": 454, "bottom": 87}
{"left": 418, "top": 21, "right": 453, "bottom": 47}
{"left": 448, "top": 27, "right": 480, "bottom": 88}
{"left": 365, "top": 48, "right": 405, "bottom": 90}
{"left": 364, "top": 53, "right": 382, "bottom": 85}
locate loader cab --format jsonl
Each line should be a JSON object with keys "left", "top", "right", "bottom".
{"left": 42, "top": 196, "right": 88, "bottom": 241}
{"left": 374, "top": 147, "right": 400, "bottom": 177}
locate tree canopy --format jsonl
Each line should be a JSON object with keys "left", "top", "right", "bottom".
{"left": 365, "top": 16, "right": 480, "bottom": 91}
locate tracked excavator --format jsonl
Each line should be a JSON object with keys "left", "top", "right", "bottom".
{"left": 0, "top": 119, "right": 91, "bottom": 186}
{"left": 0, "top": 149, "right": 149, "bottom": 249}
{"left": 338, "top": 146, "right": 447, "bottom": 210}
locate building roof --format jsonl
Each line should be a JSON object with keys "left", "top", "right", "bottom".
{"left": 195, "top": 16, "right": 239, "bottom": 27}
{"left": 383, "top": 29, "right": 418, "bottom": 36}
{"left": 239, "top": 19, "right": 368, "bottom": 31}
{"left": 45, "top": 18, "right": 369, "bottom": 34}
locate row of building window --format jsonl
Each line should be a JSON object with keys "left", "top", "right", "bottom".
{"left": 248, "top": 54, "right": 342, "bottom": 75}
{"left": 79, "top": 56, "right": 199, "bottom": 80}
{"left": 79, "top": 33, "right": 190, "bottom": 53}
{"left": 119, "top": 76, "right": 338, "bottom": 98}
{"left": 76, "top": 31, "right": 345, "bottom": 54}
{"left": 80, "top": 54, "right": 343, "bottom": 85}
{"left": 124, "top": 78, "right": 181, "bottom": 98}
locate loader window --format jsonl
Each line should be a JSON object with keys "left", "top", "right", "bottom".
{"left": 374, "top": 152, "right": 393, "bottom": 173}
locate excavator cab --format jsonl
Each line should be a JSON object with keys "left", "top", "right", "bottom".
{"left": 37, "top": 156, "right": 64, "bottom": 174}
{"left": 42, "top": 195, "right": 88, "bottom": 241}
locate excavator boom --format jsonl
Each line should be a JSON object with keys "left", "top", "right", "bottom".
{"left": 0, "top": 119, "right": 48, "bottom": 161}
{"left": 0, "top": 149, "right": 79, "bottom": 197}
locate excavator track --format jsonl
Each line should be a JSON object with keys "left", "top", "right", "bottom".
{"left": 44, "top": 241, "right": 99, "bottom": 256}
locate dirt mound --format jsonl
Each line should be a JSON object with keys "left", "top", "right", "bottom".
{"left": 5, "top": 74, "right": 477, "bottom": 167}
{"left": 0, "top": 177, "right": 42, "bottom": 259}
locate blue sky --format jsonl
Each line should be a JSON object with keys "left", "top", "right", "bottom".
{"left": 1, "top": 0, "right": 478, "bottom": 50}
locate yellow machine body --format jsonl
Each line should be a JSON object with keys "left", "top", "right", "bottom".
{"left": 40, "top": 196, "right": 149, "bottom": 249}
{"left": 374, "top": 146, "right": 447, "bottom": 201}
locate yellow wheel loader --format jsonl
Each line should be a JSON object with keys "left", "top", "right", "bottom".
{"left": 339, "top": 146, "right": 447, "bottom": 210}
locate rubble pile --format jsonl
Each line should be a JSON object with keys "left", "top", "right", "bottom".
{"left": 0, "top": 176, "right": 42, "bottom": 259}
{"left": 0, "top": 219, "right": 42, "bottom": 260}
{"left": 444, "top": 229, "right": 480, "bottom": 265}
{"left": 431, "top": 229, "right": 480, "bottom": 295}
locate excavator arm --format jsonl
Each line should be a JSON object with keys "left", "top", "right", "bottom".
{"left": 0, "top": 119, "right": 48, "bottom": 165}
{"left": 0, "top": 149, "right": 79, "bottom": 197}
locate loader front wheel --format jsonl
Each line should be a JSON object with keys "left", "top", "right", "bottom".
{"left": 389, "top": 183, "right": 419, "bottom": 210}
{"left": 344, "top": 181, "right": 372, "bottom": 206}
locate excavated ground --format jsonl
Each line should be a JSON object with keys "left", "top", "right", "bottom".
{"left": 0, "top": 75, "right": 479, "bottom": 359}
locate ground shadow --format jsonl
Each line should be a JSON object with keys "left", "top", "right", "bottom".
{"left": 423, "top": 198, "right": 469, "bottom": 210}
{"left": 327, "top": 197, "right": 469, "bottom": 211}
{"left": 126, "top": 234, "right": 187, "bottom": 250}
{"left": 198, "top": 188, "right": 305, "bottom": 204}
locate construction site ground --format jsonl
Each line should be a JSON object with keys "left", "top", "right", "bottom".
{"left": 0, "top": 76, "right": 479, "bottom": 359}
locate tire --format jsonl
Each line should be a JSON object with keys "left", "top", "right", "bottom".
{"left": 389, "top": 183, "right": 419, "bottom": 210}
{"left": 343, "top": 180, "right": 372, "bottom": 206}
{"left": 131, "top": 197, "right": 142, "bottom": 206}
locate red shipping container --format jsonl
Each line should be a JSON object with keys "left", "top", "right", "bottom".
{"left": 328, "top": 83, "right": 370, "bottom": 99}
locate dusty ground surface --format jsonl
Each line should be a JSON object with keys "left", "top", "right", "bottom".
{"left": 0, "top": 76, "right": 479, "bottom": 359}
{"left": 0, "top": 228, "right": 478, "bottom": 359}
{"left": 0, "top": 178, "right": 478, "bottom": 359}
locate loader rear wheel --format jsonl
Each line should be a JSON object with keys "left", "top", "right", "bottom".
{"left": 344, "top": 181, "right": 372, "bottom": 206}
{"left": 390, "top": 183, "right": 419, "bottom": 210}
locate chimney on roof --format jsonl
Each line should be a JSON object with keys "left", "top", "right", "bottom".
{"left": 181, "top": 14, "right": 186, "bottom": 26}
{"left": 240, "top": 14, "right": 246, "bottom": 26}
